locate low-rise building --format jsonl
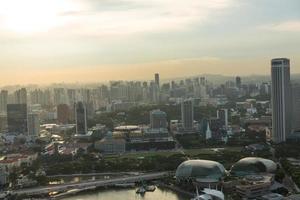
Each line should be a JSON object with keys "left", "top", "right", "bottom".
{"left": 95, "top": 136, "right": 126, "bottom": 154}
{"left": 235, "top": 174, "right": 274, "bottom": 199}
{"left": 0, "top": 153, "right": 38, "bottom": 172}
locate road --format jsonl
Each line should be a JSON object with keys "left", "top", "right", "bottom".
{"left": 13, "top": 171, "right": 171, "bottom": 196}
{"left": 47, "top": 171, "right": 141, "bottom": 178}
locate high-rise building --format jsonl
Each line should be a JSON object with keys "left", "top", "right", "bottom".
{"left": 200, "top": 77, "right": 206, "bottom": 86}
{"left": 0, "top": 90, "right": 8, "bottom": 113}
{"left": 57, "top": 104, "right": 71, "bottom": 124}
{"left": 7, "top": 104, "right": 27, "bottom": 134}
{"left": 155, "top": 73, "right": 160, "bottom": 88}
{"left": 75, "top": 102, "right": 87, "bottom": 135}
{"left": 27, "top": 113, "right": 40, "bottom": 136}
{"left": 181, "top": 99, "right": 194, "bottom": 130}
{"left": 54, "top": 88, "right": 66, "bottom": 105}
{"left": 271, "top": 58, "right": 291, "bottom": 143}
{"left": 14, "top": 88, "right": 27, "bottom": 104}
{"left": 150, "top": 81, "right": 159, "bottom": 103}
{"left": 236, "top": 76, "right": 241, "bottom": 89}
{"left": 67, "top": 89, "right": 76, "bottom": 107}
{"left": 291, "top": 83, "right": 300, "bottom": 131}
{"left": 217, "top": 109, "right": 228, "bottom": 129}
{"left": 150, "top": 109, "right": 167, "bottom": 129}
{"left": 0, "top": 114, "right": 7, "bottom": 132}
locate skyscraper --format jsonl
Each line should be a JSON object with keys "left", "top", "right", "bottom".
{"left": 14, "top": 88, "right": 27, "bottom": 104}
{"left": 271, "top": 58, "right": 291, "bottom": 143}
{"left": 155, "top": 73, "right": 160, "bottom": 88}
{"left": 75, "top": 102, "right": 87, "bottom": 135}
{"left": 181, "top": 99, "right": 194, "bottom": 130}
{"left": 236, "top": 76, "right": 241, "bottom": 89}
{"left": 291, "top": 83, "right": 300, "bottom": 131}
{"left": 7, "top": 104, "right": 28, "bottom": 134}
{"left": 217, "top": 109, "right": 228, "bottom": 129}
{"left": 150, "top": 109, "right": 167, "bottom": 129}
{"left": 57, "top": 104, "right": 71, "bottom": 124}
{"left": 27, "top": 113, "right": 40, "bottom": 137}
{"left": 0, "top": 90, "right": 8, "bottom": 114}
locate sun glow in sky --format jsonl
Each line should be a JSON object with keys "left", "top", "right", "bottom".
{"left": 0, "top": 0, "right": 299, "bottom": 85}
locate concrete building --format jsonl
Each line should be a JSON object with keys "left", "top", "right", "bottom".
{"left": 27, "top": 113, "right": 40, "bottom": 137}
{"left": 7, "top": 104, "right": 27, "bottom": 134}
{"left": 150, "top": 109, "right": 167, "bottom": 130}
{"left": 235, "top": 175, "right": 274, "bottom": 199}
{"left": 291, "top": 83, "right": 300, "bottom": 131}
{"left": 57, "top": 104, "right": 71, "bottom": 124}
{"left": 181, "top": 99, "right": 194, "bottom": 130}
{"left": 236, "top": 76, "right": 241, "bottom": 89}
{"left": 75, "top": 102, "right": 87, "bottom": 135}
{"left": 0, "top": 114, "right": 7, "bottom": 133}
{"left": 217, "top": 109, "right": 228, "bottom": 129}
{"left": 14, "top": 88, "right": 27, "bottom": 105}
{"left": 95, "top": 136, "right": 126, "bottom": 154}
{"left": 0, "top": 90, "right": 8, "bottom": 114}
{"left": 155, "top": 73, "right": 160, "bottom": 89}
{"left": 271, "top": 58, "right": 291, "bottom": 143}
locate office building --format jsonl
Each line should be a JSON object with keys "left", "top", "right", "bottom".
{"left": 155, "top": 73, "right": 160, "bottom": 88}
{"left": 57, "top": 104, "right": 70, "bottom": 124}
{"left": 27, "top": 113, "right": 40, "bottom": 136}
{"left": 181, "top": 99, "right": 194, "bottom": 130}
{"left": 0, "top": 114, "right": 7, "bottom": 132}
{"left": 217, "top": 109, "right": 228, "bottom": 129}
{"left": 7, "top": 104, "right": 28, "bottom": 134}
{"left": 0, "top": 90, "right": 8, "bottom": 113}
{"left": 271, "top": 58, "right": 291, "bottom": 143}
{"left": 150, "top": 109, "right": 167, "bottom": 129}
{"left": 14, "top": 88, "right": 27, "bottom": 104}
{"left": 292, "top": 84, "right": 300, "bottom": 131}
{"left": 236, "top": 76, "right": 241, "bottom": 89}
{"left": 75, "top": 102, "right": 87, "bottom": 135}
{"left": 54, "top": 88, "right": 66, "bottom": 105}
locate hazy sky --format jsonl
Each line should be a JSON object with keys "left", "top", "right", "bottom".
{"left": 0, "top": 0, "right": 299, "bottom": 85}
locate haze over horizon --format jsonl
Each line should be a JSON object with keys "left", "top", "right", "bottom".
{"left": 0, "top": 0, "right": 299, "bottom": 85}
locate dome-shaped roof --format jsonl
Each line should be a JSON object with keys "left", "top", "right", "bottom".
{"left": 230, "top": 157, "right": 277, "bottom": 177}
{"left": 175, "top": 160, "right": 226, "bottom": 182}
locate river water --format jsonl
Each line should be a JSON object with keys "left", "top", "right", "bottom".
{"left": 61, "top": 188, "right": 190, "bottom": 200}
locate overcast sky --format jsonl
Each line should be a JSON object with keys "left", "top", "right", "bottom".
{"left": 0, "top": 0, "right": 299, "bottom": 85}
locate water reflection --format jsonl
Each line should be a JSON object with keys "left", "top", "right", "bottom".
{"left": 61, "top": 188, "right": 189, "bottom": 200}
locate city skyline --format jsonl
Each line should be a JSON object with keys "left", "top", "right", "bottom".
{"left": 0, "top": 0, "right": 299, "bottom": 85}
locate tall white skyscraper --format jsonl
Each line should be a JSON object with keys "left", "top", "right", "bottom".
{"left": 271, "top": 58, "right": 291, "bottom": 143}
